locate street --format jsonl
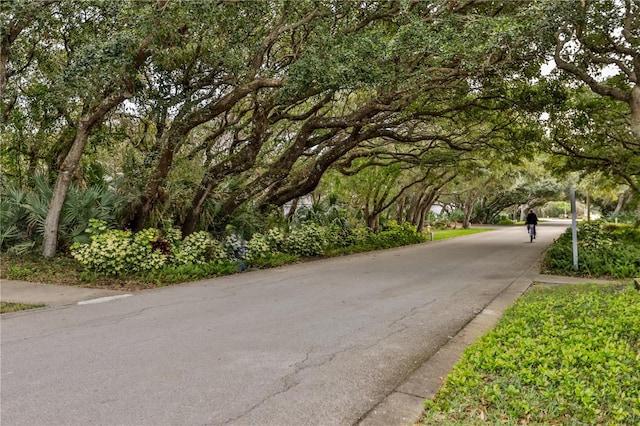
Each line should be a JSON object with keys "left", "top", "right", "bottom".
{"left": 1, "top": 222, "right": 568, "bottom": 425}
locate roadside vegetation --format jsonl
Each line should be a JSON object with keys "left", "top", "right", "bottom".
{"left": 0, "top": 220, "right": 489, "bottom": 290}
{"left": 543, "top": 221, "right": 640, "bottom": 278}
{"left": 0, "top": 301, "right": 46, "bottom": 314}
{"left": 432, "top": 228, "right": 491, "bottom": 241}
{"left": 421, "top": 219, "right": 640, "bottom": 424}
{"left": 421, "top": 282, "right": 640, "bottom": 425}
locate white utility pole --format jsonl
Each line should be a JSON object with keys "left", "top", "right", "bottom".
{"left": 570, "top": 187, "right": 579, "bottom": 270}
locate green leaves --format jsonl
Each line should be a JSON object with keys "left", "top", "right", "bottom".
{"left": 543, "top": 222, "right": 640, "bottom": 278}
{"left": 423, "top": 283, "right": 640, "bottom": 425}
{"left": 69, "top": 218, "right": 431, "bottom": 277}
{"left": 71, "top": 225, "right": 229, "bottom": 275}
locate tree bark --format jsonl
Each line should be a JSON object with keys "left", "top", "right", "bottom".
{"left": 41, "top": 30, "right": 151, "bottom": 257}
{"left": 42, "top": 92, "right": 129, "bottom": 257}
{"left": 127, "top": 79, "right": 281, "bottom": 232}
{"left": 396, "top": 195, "right": 405, "bottom": 224}
{"left": 630, "top": 85, "right": 640, "bottom": 140}
{"left": 181, "top": 106, "right": 267, "bottom": 236}
{"left": 416, "top": 190, "right": 438, "bottom": 233}
{"left": 128, "top": 137, "right": 178, "bottom": 232}
{"left": 613, "top": 191, "right": 626, "bottom": 215}
{"left": 366, "top": 212, "right": 379, "bottom": 231}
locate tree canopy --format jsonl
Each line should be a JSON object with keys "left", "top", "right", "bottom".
{"left": 1, "top": 0, "right": 638, "bottom": 256}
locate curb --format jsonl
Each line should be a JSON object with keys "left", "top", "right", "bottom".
{"left": 356, "top": 271, "right": 537, "bottom": 426}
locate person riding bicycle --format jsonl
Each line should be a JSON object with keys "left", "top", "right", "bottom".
{"left": 526, "top": 209, "right": 538, "bottom": 239}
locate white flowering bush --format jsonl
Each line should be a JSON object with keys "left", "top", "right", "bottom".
{"left": 282, "top": 223, "right": 325, "bottom": 256}
{"left": 224, "top": 234, "right": 246, "bottom": 260}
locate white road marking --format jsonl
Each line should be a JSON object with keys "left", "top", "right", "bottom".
{"left": 77, "top": 294, "right": 132, "bottom": 305}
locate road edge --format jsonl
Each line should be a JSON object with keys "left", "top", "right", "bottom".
{"left": 356, "top": 270, "right": 536, "bottom": 426}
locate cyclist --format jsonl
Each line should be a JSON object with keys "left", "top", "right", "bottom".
{"left": 526, "top": 209, "right": 538, "bottom": 239}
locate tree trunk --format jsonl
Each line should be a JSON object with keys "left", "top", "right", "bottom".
{"left": 127, "top": 139, "right": 177, "bottom": 232}
{"left": 42, "top": 93, "right": 129, "bottom": 257}
{"left": 416, "top": 190, "right": 438, "bottom": 233}
{"left": 396, "top": 195, "right": 405, "bottom": 224}
{"left": 180, "top": 183, "right": 211, "bottom": 236}
{"left": 630, "top": 85, "right": 640, "bottom": 140}
{"left": 613, "top": 191, "right": 626, "bottom": 215}
{"left": 285, "top": 198, "right": 299, "bottom": 222}
{"left": 182, "top": 106, "right": 267, "bottom": 236}
{"left": 40, "top": 31, "right": 151, "bottom": 257}
{"left": 416, "top": 208, "right": 426, "bottom": 233}
{"left": 406, "top": 193, "right": 421, "bottom": 225}
{"left": 42, "top": 128, "right": 89, "bottom": 257}
{"left": 366, "top": 213, "right": 379, "bottom": 231}
{"left": 519, "top": 204, "right": 529, "bottom": 222}
{"left": 462, "top": 193, "right": 476, "bottom": 229}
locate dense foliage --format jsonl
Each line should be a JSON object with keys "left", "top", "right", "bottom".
{"left": 69, "top": 219, "right": 427, "bottom": 278}
{"left": 422, "top": 283, "right": 640, "bottom": 425}
{"left": 0, "top": 0, "right": 556, "bottom": 257}
{"left": 1, "top": 0, "right": 638, "bottom": 258}
{"left": 543, "top": 222, "right": 640, "bottom": 278}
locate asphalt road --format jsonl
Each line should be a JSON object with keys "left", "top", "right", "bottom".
{"left": 1, "top": 221, "right": 568, "bottom": 426}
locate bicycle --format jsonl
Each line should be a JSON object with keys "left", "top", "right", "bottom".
{"left": 527, "top": 224, "right": 536, "bottom": 242}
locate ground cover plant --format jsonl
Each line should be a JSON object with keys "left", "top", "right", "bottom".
{"left": 0, "top": 301, "right": 46, "bottom": 314}
{"left": 421, "top": 283, "right": 640, "bottom": 425}
{"left": 543, "top": 221, "right": 640, "bottom": 278}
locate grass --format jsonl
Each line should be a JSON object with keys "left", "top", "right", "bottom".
{"left": 432, "top": 228, "right": 492, "bottom": 241}
{"left": 1, "top": 301, "right": 46, "bottom": 313}
{"left": 420, "top": 283, "right": 640, "bottom": 425}
{"left": 0, "top": 253, "right": 172, "bottom": 291}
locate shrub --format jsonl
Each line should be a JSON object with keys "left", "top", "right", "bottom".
{"left": 138, "top": 260, "right": 240, "bottom": 285}
{"left": 543, "top": 221, "right": 640, "bottom": 278}
{"left": 172, "top": 231, "right": 223, "bottom": 266}
{"left": 323, "top": 224, "right": 358, "bottom": 249}
{"left": 248, "top": 252, "right": 299, "bottom": 268}
{"left": 246, "top": 233, "right": 272, "bottom": 262}
{"left": 71, "top": 228, "right": 138, "bottom": 275}
{"left": 71, "top": 221, "right": 227, "bottom": 275}
{"left": 0, "top": 175, "right": 122, "bottom": 254}
{"left": 71, "top": 225, "right": 172, "bottom": 275}
{"left": 364, "top": 222, "right": 427, "bottom": 249}
{"left": 422, "top": 283, "right": 640, "bottom": 425}
{"left": 223, "top": 234, "right": 247, "bottom": 260}
{"left": 282, "top": 222, "right": 325, "bottom": 256}
{"left": 129, "top": 228, "right": 169, "bottom": 272}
